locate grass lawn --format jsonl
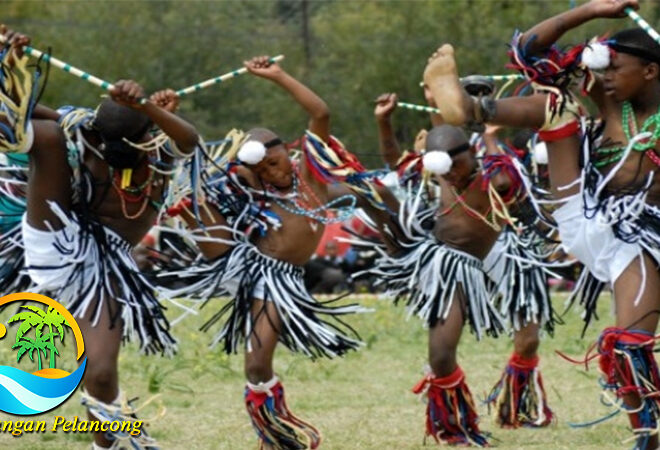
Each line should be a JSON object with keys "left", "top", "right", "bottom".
{"left": 0, "top": 293, "right": 634, "bottom": 449}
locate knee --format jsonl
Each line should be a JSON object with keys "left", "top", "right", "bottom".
{"left": 83, "top": 361, "right": 118, "bottom": 402}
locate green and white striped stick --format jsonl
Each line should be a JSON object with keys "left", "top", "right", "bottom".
{"left": 419, "top": 74, "right": 523, "bottom": 87}
{"left": 176, "top": 55, "right": 285, "bottom": 97}
{"left": 0, "top": 35, "right": 115, "bottom": 91}
{"left": 625, "top": 7, "right": 660, "bottom": 45}
{"left": 397, "top": 101, "right": 441, "bottom": 114}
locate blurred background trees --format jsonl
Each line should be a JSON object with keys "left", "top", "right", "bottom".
{"left": 6, "top": 0, "right": 659, "bottom": 166}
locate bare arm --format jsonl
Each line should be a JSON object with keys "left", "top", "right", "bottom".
{"left": 520, "top": 0, "right": 638, "bottom": 54}
{"left": 110, "top": 82, "right": 199, "bottom": 156}
{"left": 31, "top": 104, "right": 60, "bottom": 121}
{"left": 374, "top": 93, "right": 402, "bottom": 168}
{"left": 245, "top": 56, "right": 329, "bottom": 143}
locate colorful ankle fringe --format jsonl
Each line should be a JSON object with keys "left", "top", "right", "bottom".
{"left": 245, "top": 377, "right": 321, "bottom": 450}
{"left": 81, "top": 390, "right": 163, "bottom": 449}
{"left": 412, "top": 367, "right": 489, "bottom": 447}
{"left": 486, "top": 353, "right": 553, "bottom": 428}
{"left": 598, "top": 328, "right": 660, "bottom": 447}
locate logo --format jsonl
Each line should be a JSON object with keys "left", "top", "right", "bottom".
{"left": 0, "top": 293, "right": 86, "bottom": 415}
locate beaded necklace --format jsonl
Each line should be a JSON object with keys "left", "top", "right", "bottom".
{"left": 596, "top": 101, "right": 660, "bottom": 168}
{"left": 109, "top": 165, "right": 157, "bottom": 220}
{"left": 266, "top": 166, "right": 356, "bottom": 230}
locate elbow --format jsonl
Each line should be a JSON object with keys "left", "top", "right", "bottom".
{"left": 311, "top": 102, "right": 330, "bottom": 122}
{"left": 178, "top": 127, "right": 201, "bottom": 156}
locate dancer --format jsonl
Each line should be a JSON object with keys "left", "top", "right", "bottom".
{"left": 0, "top": 29, "right": 200, "bottom": 449}
{"left": 423, "top": 0, "right": 660, "bottom": 445}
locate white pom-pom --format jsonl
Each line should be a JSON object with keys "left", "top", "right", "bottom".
{"left": 533, "top": 142, "right": 549, "bottom": 165}
{"left": 582, "top": 42, "right": 610, "bottom": 70}
{"left": 422, "top": 151, "right": 452, "bottom": 175}
{"left": 238, "top": 140, "right": 267, "bottom": 164}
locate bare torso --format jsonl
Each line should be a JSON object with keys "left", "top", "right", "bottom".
{"left": 81, "top": 133, "right": 169, "bottom": 246}
{"left": 598, "top": 107, "right": 660, "bottom": 206}
{"left": 240, "top": 165, "right": 328, "bottom": 266}
{"left": 432, "top": 175, "right": 502, "bottom": 260}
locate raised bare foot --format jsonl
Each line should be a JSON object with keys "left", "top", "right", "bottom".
{"left": 423, "top": 44, "right": 474, "bottom": 126}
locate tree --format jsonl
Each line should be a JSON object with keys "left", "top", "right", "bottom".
{"left": 8, "top": 305, "right": 71, "bottom": 369}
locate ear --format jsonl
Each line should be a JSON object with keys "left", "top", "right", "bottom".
{"left": 644, "top": 62, "right": 660, "bottom": 82}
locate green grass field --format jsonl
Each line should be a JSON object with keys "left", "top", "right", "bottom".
{"left": 0, "top": 293, "right": 635, "bottom": 449}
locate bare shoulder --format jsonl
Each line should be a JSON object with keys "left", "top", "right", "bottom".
{"left": 32, "top": 119, "right": 66, "bottom": 154}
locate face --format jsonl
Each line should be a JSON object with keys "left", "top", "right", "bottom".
{"left": 603, "top": 52, "right": 656, "bottom": 102}
{"left": 444, "top": 148, "right": 477, "bottom": 189}
{"left": 251, "top": 144, "right": 293, "bottom": 189}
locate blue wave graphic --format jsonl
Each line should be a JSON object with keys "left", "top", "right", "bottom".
{"left": 0, "top": 358, "right": 86, "bottom": 415}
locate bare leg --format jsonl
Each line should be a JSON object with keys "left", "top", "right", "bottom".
{"left": 25, "top": 120, "right": 71, "bottom": 230}
{"left": 513, "top": 320, "right": 541, "bottom": 360}
{"left": 613, "top": 253, "right": 660, "bottom": 450}
{"left": 244, "top": 300, "right": 282, "bottom": 384}
{"left": 78, "top": 298, "right": 123, "bottom": 448}
{"left": 428, "top": 289, "right": 464, "bottom": 377}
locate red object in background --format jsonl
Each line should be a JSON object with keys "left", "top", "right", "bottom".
{"left": 315, "top": 222, "right": 350, "bottom": 257}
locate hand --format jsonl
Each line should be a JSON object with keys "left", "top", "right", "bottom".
{"left": 374, "top": 93, "right": 398, "bottom": 120}
{"left": 150, "top": 89, "right": 179, "bottom": 113}
{"left": 110, "top": 80, "right": 146, "bottom": 109}
{"left": 483, "top": 124, "right": 502, "bottom": 136}
{"left": 413, "top": 129, "right": 428, "bottom": 151}
{"left": 0, "top": 25, "right": 30, "bottom": 64}
{"left": 587, "top": 0, "right": 638, "bottom": 19}
{"left": 244, "top": 55, "right": 284, "bottom": 80}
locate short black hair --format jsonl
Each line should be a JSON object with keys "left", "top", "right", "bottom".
{"left": 511, "top": 129, "right": 535, "bottom": 151}
{"left": 611, "top": 28, "right": 660, "bottom": 65}
{"left": 425, "top": 125, "right": 468, "bottom": 152}
{"left": 93, "top": 98, "right": 152, "bottom": 141}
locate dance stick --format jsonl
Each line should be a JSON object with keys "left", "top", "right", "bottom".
{"left": 397, "top": 102, "right": 441, "bottom": 114}
{"left": 625, "top": 7, "right": 660, "bottom": 45}
{"left": 176, "top": 55, "right": 285, "bottom": 97}
{"left": 0, "top": 34, "right": 115, "bottom": 91}
{"left": 419, "top": 74, "right": 523, "bottom": 87}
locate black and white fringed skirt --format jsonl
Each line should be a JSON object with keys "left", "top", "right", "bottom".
{"left": 371, "top": 238, "right": 506, "bottom": 339}
{"left": 163, "top": 241, "right": 367, "bottom": 359}
{"left": 21, "top": 203, "right": 176, "bottom": 356}
{"left": 483, "top": 226, "right": 556, "bottom": 334}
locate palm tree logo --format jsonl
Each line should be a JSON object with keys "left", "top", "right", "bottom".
{"left": 8, "top": 305, "right": 71, "bottom": 371}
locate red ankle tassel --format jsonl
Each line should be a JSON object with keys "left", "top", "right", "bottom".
{"left": 245, "top": 380, "right": 321, "bottom": 449}
{"left": 413, "top": 367, "right": 489, "bottom": 447}
{"left": 486, "top": 353, "right": 553, "bottom": 428}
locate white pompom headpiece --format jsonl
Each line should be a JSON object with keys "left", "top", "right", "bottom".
{"left": 533, "top": 142, "right": 549, "bottom": 165}
{"left": 422, "top": 151, "right": 453, "bottom": 175}
{"left": 237, "top": 140, "right": 267, "bottom": 165}
{"left": 582, "top": 42, "right": 611, "bottom": 70}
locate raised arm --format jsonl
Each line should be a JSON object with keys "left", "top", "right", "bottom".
{"left": 519, "top": 0, "right": 638, "bottom": 54}
{"left": 374, "top": 93, "right": 402, "bottom": 168}
{"left": 110, "top": 82, "right": 199, "bottom": 156}
{"left": 245, "top": 55, "right": 330, "bottom": 143}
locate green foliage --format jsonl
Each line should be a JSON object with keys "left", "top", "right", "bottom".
{"left": 4, "top": 0, "right": 658, "bottom": 167}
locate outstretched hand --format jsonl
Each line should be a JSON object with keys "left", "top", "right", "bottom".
{"left": 244, "top": 55, "right": 284, "bottom": 80}
{"left": 0, "top": 25, "right": 30, "bottom": 63}
{"left": 374, "top": 93, "right": 398, "bottom": 121}
{"left": 587, "top": 0, "right": 638, "bottom": 19}
{"left": 110, "top": 80, "right": 146, "bottom": 109}
{"left": 150, "top": 89, "right": 179, "bottom": 113}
